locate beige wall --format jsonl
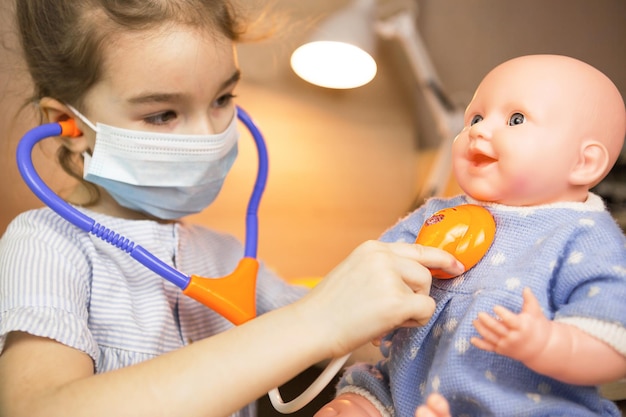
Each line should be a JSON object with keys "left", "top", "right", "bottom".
{"left": 413, "top": 0, "right": 626, "bottom": 149}
{"left": 2, "top": 0, "right": 625, "bottom": 280}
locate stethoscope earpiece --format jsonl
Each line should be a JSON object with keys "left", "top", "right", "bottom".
{"left": 59, "top": 119, "right": 82, "bottom": 138}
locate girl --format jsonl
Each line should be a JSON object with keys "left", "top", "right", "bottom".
{"left": 0, "top": 1, "right": 464, "bottom": 417}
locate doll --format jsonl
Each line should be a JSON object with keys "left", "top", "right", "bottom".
{"left": 316, "top": 54, "right": 626, "bottom": 417}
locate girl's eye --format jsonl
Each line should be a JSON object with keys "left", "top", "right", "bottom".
{"left": 215, "top": 93, "right": 236, "bottom": 108}
{"left": 144, "top": 110, "right": 177, "bottom": 125}
{"left": 508, "top": 112, "right": 525, "bottom": 126}
{"left": 470, "top": 115, "right": 483, "bottom": 126}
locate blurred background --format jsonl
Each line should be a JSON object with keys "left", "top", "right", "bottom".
{"left": 1, "top": 0, "right": 626, "bottom": 415}
{"left": 1, "top": 0, "right": 625, "bottom": 281}
{"left": 199, "top": 0, "right": 626, "bottom": 282}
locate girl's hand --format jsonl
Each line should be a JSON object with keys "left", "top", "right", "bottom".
{"left": 295, "top": 240, "right": 464, "bottom": 359}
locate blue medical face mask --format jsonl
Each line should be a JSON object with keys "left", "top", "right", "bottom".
{"left": 69, "top": 106, "right": 240, "bottom": 220}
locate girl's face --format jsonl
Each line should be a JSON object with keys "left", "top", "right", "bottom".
{"left": 80, "top": 25, "right": 240, "bottom": 149}
{"left": 451, "top": 61, "right": 584, "bottom": 206}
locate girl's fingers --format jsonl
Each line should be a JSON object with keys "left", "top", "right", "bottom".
{"left": 308, "top": 240, "right": 463, "bottom": 351}
{"left": 402, "top": 243, "right": 466, "bottom": 277}
{"left": 392, "top": 256, "right": 433, "bottom": 295}
{"left": 374, "top": 243, "right": 462, "bottom": 326}
{"left": 386, "top": 243, "right": 464, "bottom": 293}
{"left": 398, "top": 294, "right": 436, "bottom": 327}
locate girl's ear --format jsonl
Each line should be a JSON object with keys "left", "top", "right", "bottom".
{"left": 38, "top": 97, "right": 90, "bottom": 153}
{"left": 569, "top": 141, "right": 610, "bottom": 188}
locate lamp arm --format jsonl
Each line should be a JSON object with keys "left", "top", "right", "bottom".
{"left": 375, "top": 11, "right": 463, "bottom": 138}
{"left": 375, "top": 12, "right": 442, "bottom": 93}
{"left": 376, "top": 11, "right": 465, "bottom": 200}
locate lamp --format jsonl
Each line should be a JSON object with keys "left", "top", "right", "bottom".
{"left": 290, "top": 0, "right": 465, "bottom": 200}
{"left": 290, "top": 0, "right": 377, "bottom": 89}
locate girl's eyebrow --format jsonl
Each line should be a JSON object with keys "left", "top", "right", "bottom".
{"left": 126, "top": 70, "right": 241, "bottom": 104}
{"left": 222, "top": 69, "right": 241, "bottom": 89}
{"left": 127, "top": 92, "right": 183, "bottom": 104}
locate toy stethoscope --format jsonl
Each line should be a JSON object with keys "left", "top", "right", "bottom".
{"left": 16, "top": 105, "right": 355, "bottom": 414}
{"left": 17, "top": 105, "right": 497, "bottom": 414}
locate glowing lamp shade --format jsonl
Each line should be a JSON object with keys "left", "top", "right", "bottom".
{"left": 291, "top": 41, "right": 376, "bottom": 89}
{"left": 290, "top": 0, "right": 378, "bottom": 89}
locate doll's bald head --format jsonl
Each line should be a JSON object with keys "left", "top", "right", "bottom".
{"left": 454, "top": 55, "right": 626, "bottom": 206}
{"left": 485, "top": 55, "right": 625, "bottom": 186}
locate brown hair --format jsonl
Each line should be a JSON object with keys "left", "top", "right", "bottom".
{"left": 16, "top": 0, "right": 251, "bottom": 203}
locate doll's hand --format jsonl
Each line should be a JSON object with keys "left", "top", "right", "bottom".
{"left": 471, "top": 288, "right": 550, "bottom": 363}
{"left": 415, "top": 393, "right": 452, "bottom": 417}
{"left": 471, "top": 287, "right": 626, "bottom": 384}
{"left": 315, "top": 393, "right": 382, "bottom": 417}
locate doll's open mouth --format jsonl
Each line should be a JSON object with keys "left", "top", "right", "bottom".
{"left": 470, "top": 153, "right": 497, "bottom": 167}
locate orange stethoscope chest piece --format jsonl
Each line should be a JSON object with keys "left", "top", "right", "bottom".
{"left": 415, "top": 204, "right": 496, "bottom": 279}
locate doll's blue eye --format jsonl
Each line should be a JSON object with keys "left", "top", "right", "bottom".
{"left": 508, "top": 112, "right": 525, "bottom": 126}
{"left": 470, "top": 115, "right": 483, "bottom": 126}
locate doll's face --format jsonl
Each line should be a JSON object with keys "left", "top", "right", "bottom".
{"left": 452, "top": 57, "right": 608, "bottom": 206}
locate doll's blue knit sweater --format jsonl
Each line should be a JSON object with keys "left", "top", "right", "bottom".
{"left": 337, "top": 194, "right": 626, "bottom": 417}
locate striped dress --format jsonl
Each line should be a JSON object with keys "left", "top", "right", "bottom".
{"left": 0, "top": 206, "right": 307, "bottom": 417}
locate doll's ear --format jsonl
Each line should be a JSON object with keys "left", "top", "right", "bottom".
{"left": 569, "top": 141, "right": 610, "bottom": 187}
{"left": 38, "top": 97, "right": 89, "bottom": 153}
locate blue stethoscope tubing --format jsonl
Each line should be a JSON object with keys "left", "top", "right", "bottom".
{"left": 16, "top": 105, "right": 344, "bottom": 414}
{"left": 16, "top": 106, "right": 267, "bottom": 292}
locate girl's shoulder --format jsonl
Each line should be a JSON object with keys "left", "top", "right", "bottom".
{"left": 2, "top": 207, "right": 83, "bottom": 241}
{"left": 1, "top": 208, "right": 96, "bottom": 263}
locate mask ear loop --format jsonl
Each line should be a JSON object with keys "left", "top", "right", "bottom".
{"left": 65, "top": 104, "right": 99, "bottom": 133}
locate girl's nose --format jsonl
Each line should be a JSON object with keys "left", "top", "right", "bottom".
{"left": 196, "top": 112, "right": 234, "bottom": 135}
{"left": 194, "top": 119, "right": 218, "bottom": 135}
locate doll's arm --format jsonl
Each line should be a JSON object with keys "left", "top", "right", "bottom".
{"left": 471, "top": 288, "right": 626, "bottom": 385}
{"left": 315, "top": 393, "right": 383, "bottom": 417}
{"left": 415, "top": 393, "right": 452, "bottom": 417}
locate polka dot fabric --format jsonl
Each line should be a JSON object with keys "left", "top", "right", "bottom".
{"left": 337, "top": 194, "right": 626, "bottom": 417}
